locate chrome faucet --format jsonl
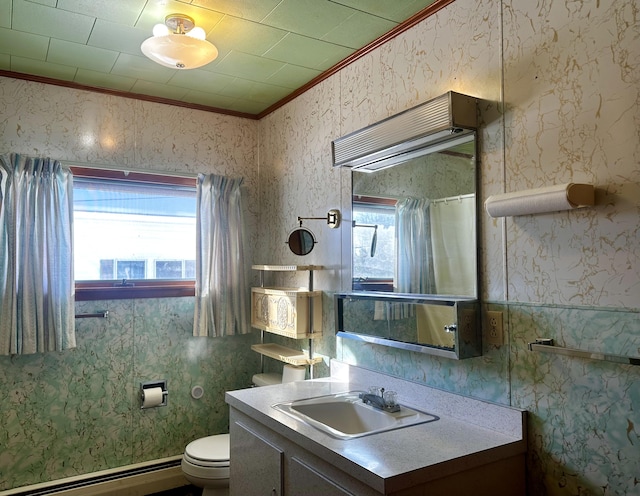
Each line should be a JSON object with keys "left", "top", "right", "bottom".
{"left": 359, "top": 387, "right": 400, "bottom": 413}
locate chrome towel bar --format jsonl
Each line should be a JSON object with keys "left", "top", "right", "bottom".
{"left": 528, "top": 338, "right": 640, "bottom": 366}
{"left": 75, "top": 311, "right": 109, "bottom": 319}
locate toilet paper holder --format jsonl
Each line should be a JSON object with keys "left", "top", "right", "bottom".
{"left": 140, "top": 380, "right": 168, "bottom": 409}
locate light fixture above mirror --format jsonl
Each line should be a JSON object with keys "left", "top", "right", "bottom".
{"left": 141, "top": 14, "right": 218, "bottom": 70}
{"left": 332, "top": 92, "right": 477, "bottom": 172}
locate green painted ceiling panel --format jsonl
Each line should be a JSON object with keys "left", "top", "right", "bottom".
{"left": 136, "top": 1, "right": 225, "bottom": 33}
{"left": 48, "top": 39, "right": 119, "bottom": 73}
{"left": 10, "top": 56, "right": 77, "bottom": 81}
{"left": 88, "top": 20, "right": 149, "bottom": 56}
{"left": 3, "top": 0, "right": 441, "bottom": 116}
{"left": 57, "top": 0, "right": 147, "bottom": 26}
{"left": 0, "top": 1, "right": 11, "bottom": 29}
{"left": 262, "top": 0, "right": 356, "bottom": 39}
{"left": 181, "top": 89, "right": 239, "bottom": 109}
{"left": 226, "top": 98, "right": 272, "bottom": 114}
{"left": 74, "top": 69, "right": 136, "bottom": 92}
{"left": 214, "top": 78, "right": 291, "bottom": 103}
{"left": 213, "top": 51, "right": 287, "bottom": 82}
{"left": 0, "top": 27, "right": 49, "bottom": 60}
{"left": 167, "top": 69, "right": 237, "bottom": 94}
{"left": 27, "top": 0, "right": 56, "bottom": 6}
{"left": 110, "top": 54, "right": 176, "bottom": 84}
{"left": 208, "top": 16, "right": 288, "bottom": 59}
{"left": 130, "top": 79, "right": 190, "bottom": 101}
{"left": 331, "top": 0, "right": 437, "bottom": 23}
{"left": 191, "top": 0, "right": 283, "bottom": 23}
{"left": 265, "top": 33, "right": 354, "bottom": 71}
{"left": 322, "top": 11, "right": 398, "bottom": 49}
{"left": 12, "top": 0, "right": 95, "bottom": 44}
{"left": 266, "top": 64, "right": 322, "bottom": 90}
{"left": 0, "top": 54, "right": 10, "bottom": 70}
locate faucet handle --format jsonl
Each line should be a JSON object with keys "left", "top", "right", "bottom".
{"left": 368, "top": 386, "right": 384, "bottom": 397}
{"left": 383, "top": 390, "right": 398, "bottom": 407}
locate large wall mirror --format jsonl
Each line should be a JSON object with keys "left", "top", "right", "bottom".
{"left": 351, "top": 134, "right": 477, "bottom": 297}
{"left": 333, "top": 91, "right": 481, "bottom": 359}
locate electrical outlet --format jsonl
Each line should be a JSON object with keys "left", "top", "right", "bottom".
{"left": 486, "top": 310, "right": 503, "bottom": 346}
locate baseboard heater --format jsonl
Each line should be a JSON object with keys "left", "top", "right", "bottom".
{"left": 0, "top": 455, "right": 186, "bottom": 496}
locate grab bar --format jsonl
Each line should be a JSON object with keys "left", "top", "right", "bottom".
{"left": 528, "top": 338, "right": 640, "bottom": 366}
{"left": 75, "top": 311, "right": 109, "bottom": 319}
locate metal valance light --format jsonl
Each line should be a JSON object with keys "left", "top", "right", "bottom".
{"left": 141, "top": 14, "right": 218, "bottom": 70}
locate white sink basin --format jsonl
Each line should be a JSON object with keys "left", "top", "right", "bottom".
{"left": 273, "top": 391, "right": 439, "bottom": 439}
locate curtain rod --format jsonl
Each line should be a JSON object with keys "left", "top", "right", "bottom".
{"left": 431, "top": 193, "right": 475, "bottom": 205}
{"left": 62, "top": 160, "right": 198, "bottom": 179}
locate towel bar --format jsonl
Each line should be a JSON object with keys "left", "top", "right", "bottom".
{"left": 528, "top": 339, "right": 640, "bottom": 366}
{"left": 75, "top": 311, "right": 109, "bottom": 319}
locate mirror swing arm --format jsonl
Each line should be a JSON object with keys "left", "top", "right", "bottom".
{"left": 298, "top": 209, "right": 342, "bottom": 229}
{"left": 332, "top": 91, "right": 482, "bottom": 360}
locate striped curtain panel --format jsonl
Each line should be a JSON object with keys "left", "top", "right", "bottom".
{"left": 0, "top": 153, "right": 75, "bottom": 355}
{"left": 193, "top": 173, "right": 248, "bottom": 337}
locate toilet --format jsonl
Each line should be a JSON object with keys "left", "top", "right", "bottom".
{"left": 181, "top": 365, "right": 306, "bottom": 494}
{"left": 181, "top": 434, "right": 230, "bottom": 496}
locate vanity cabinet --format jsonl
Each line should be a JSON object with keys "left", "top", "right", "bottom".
{"left": 289, "top": 458, "right": 359, "bottom": 496}
{"left": 231, "top": 419, "right": 283, "bottom": 495}
{"left": 230, "top": 408, "right": 380, "bottom": 496}
{"left": 227, "top": 362, "right": 528, "bottom": 496}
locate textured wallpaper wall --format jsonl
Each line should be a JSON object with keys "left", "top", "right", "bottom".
{"left": 0, "top": 81, "right": 261, "bottom": 490}
{"left": 258, "top": 0, "right": 640, "bottom": 495}
{"left": 1, "top": 0, "right": 638, "bottom": 493}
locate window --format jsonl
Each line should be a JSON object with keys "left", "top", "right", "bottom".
{"left": 352, "top": 197, "right": 396, "bottom": 291}
{"left": 71, "top": 167, "right": 197, "bottom": 300}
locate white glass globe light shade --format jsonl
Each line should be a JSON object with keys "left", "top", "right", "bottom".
{"left": 186, "top": 27, "right": 206, "bottom": 40}
{"left": 141, "top": 35, "right": 218, "bottom": 69}
{"left": 152, "top": 23, "right": 170, "bottom": 37}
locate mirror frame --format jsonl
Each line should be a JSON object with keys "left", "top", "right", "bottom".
{"left": 286, "top": 227, "right": 317, "bottom": 256}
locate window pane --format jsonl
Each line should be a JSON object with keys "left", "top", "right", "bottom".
{"left": 352, "top": 204, "right": 396, "bottom": 280}
{"left": 74, "top": 176, "right": 196, "bottom": 281}
{"left": 184, "top": 260, "right": 196, "bottom": 279}
{"left": 100, "top": 259, "right": 114, "bottom": 279}
{"left": 117, "top": 260, "right": 146, "bottom": 279}
{"left": 155, "top": 260, "right": 183, "bottom": 279}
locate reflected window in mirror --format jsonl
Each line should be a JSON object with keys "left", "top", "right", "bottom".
{"left": 352, "top": 196, "right": 396, "bottom": 291}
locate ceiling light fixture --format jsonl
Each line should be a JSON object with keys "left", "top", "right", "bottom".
{"left": 141, "top": 14, "right": 218, "bottom": 70}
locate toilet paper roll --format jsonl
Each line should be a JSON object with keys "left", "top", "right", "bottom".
{"left": 484, "top": 183, "right": 594, "bottom": 218}
{"left": 282, "top": 364, "right": 306, "bottom": 383}
{"left": 142, "top": 387, "right": 164, "bottom": 408}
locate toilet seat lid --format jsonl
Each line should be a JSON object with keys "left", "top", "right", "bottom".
{"left": 185, "top": 434, "right": 230, "bottom": 463}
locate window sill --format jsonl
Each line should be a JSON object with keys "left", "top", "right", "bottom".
{"left": 75, "top": 281, "right": 195, "bottom": 301}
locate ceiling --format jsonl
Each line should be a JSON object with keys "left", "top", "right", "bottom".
{"left": 0, "top": 0, "right": 443, "bottom": 118}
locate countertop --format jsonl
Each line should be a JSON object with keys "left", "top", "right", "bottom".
{"left": 225, "top": 360, "right": 527, "bottom": 494}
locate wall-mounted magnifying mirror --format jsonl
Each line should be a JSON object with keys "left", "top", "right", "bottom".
{"left": 287, "top": 227, "right": 317, "bottom": 256}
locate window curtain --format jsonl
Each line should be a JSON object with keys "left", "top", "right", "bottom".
{"left": 380, "top": 197, "right": 435, "bottom": 321}
{"left": 0, "top": 153, "right": 75, "bottom": 355}
{"left": 193, "top": 173, "right": 248, "bottom": 337}
{"left": 395, "top": 197, "right": 435, "bottom": 294}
